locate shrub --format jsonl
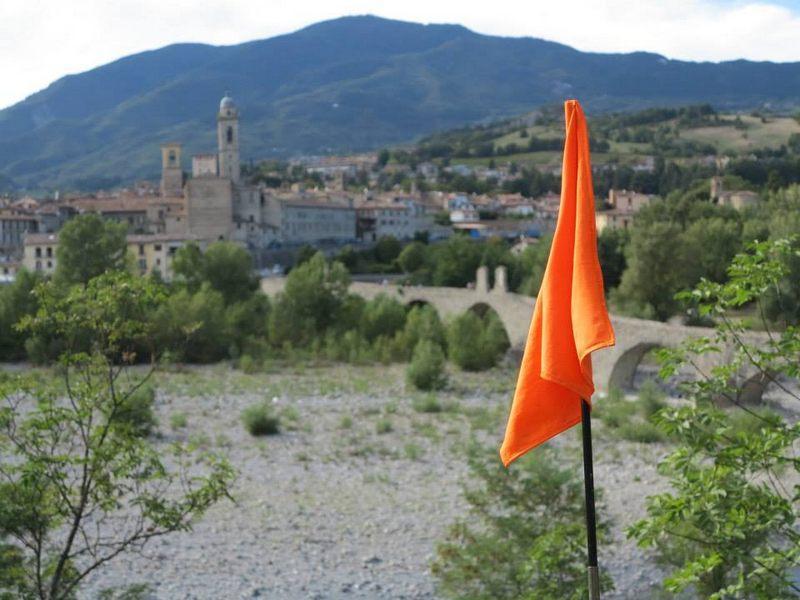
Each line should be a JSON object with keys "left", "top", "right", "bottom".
{"left": 447, "top": 311, "right": 509, "bottom": 371}
{"left": 617, "top": 421, "right": 665, "bottom": 444}
{"left": 324, "top": 329, "right": 371, "bottom": 363}
{"left": 407, "top": 340, "right": 448, "bottom": 391}
{"left": 376, "top": 418, "right": 393, "bottom": 434}
{"left": 241, "top": 402, "right": 281, "bottom": 436}
{"left": 361, "top": 294, "right": 407, "bottom": 342}
{"left": 596, "top": 387, "right": 635, "bottom": 429}
{"left": 237, "top": 354, "right": 260, "bottom": 374}
{"left": 170, "top": 412, "right": 188, "bottom": 430}
{"left": 412, "top": 393, "right": 443, "bottom": 413}
{"left": 637, "top": 379, "right": 666, "bottom": 418}
{"left": 401, "top": 304, "right": 446, "bottom": 357}
{"left": 431, "top": 443, "right": 613, "bottom": 598}
{"left": 113, "top": 384, "right": 157, "bottom": 438}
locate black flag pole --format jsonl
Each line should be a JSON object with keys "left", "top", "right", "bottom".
{"left": 581, "top": 398, "right": 601, "bottom": 600}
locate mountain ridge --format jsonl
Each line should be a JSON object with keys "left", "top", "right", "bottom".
{"left": 2, "top": 14, "right": 800, "bottom": 191}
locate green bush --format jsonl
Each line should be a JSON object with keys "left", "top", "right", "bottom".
{"left": 361, "top": 294, "right": 407, "bottom": 342}
{"left": 241, "top": 402, "right": 281, "bottom": 436}
{"left": 412, "top": 393, "right": 443, "bottom": 413}
{"left": 637, "top": 379, "right": 666, "bottom": 418}
{"left": 407, "top": 340, "right": 448, "bottom": 391}
{"left": 447, "top": 311, "right": 509, "bottom": 371}
{"left": 401, "top": 304, "right": 446, "bottom": 358}
{"left": 324, "top": 329, "right": 371, "bottom": 363}
{"left": 596, "top": 388, "right": 636, "bottom": 429}
{"left": 170, "top": 412, "right": 188, "bottom": 430}
{"left": 376, "top": 418, "right": 393, "bottom": 434}
{"left": 617, "top": 421, "right": 665, "bottom": 444}
{"left": 432, "top": 443, "right": 613, "bottom": 599}
{"left": 113, "top": 384, "right": 157, "bottom": 438}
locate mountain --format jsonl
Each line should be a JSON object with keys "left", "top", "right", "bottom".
{"left": 3, "top": 15, "right": 800, "bottom": 191}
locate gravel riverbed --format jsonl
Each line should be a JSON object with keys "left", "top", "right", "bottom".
{"left": 75, "top": 363, "right": 674, "bottom": 599}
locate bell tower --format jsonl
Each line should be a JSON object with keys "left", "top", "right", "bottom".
{"left": 160, "top": 142, "right": 183, "bottom": 196}
{"left": 217, "top": 93, "right": 240, "bottom": 183}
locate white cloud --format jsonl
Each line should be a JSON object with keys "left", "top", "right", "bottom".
{"left": 1, "top": 0, "right": 800, "bottom": 109}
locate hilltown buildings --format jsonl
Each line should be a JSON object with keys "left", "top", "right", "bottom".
{"left": 5, "top": 94, "right": 581, "bottom": 278}
{"left": 22, "top": 232, "right": 201, "bottom": 281}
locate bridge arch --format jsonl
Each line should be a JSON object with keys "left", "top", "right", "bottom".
{"left": 607, "top": 342, "right": 663, "bottom": 391}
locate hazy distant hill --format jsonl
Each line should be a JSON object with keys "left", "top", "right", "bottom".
{"left": 3, "top": 15, "right": 800, "bottom": 191}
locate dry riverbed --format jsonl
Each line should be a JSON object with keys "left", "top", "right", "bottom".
{"left": 69, "top": 362, "right": 674, "bottom": 599}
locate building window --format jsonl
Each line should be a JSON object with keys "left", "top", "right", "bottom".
{"left": 35, "top": 260, "right": 41, "bottom": 270}
{"left": 35, "top": 247, "right": 41, "bottom": 258}
{"left": 46, "top": 247, "right": 52, "bottom": 258}
{"left": 226, "top": 126, "right": 233, "bottom": 144}
{"left": 46, "top": 261, "right": 52, "bottom": 269}
{"left": 154, "top": 244, "right": 162, "bottom": 251}
{"left": 138, "top": 259, "right": 147, "bottom": 271}
{"left": 139, "top": 244, "right": 145, "bottom": 256}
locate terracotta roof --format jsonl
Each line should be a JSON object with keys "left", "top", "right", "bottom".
{"left": 24, "top": 233, "right": 58, "bottom": 245}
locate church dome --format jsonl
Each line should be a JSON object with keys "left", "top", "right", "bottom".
{"left": 220, "top": 94, "right": 236, "bottom": 111}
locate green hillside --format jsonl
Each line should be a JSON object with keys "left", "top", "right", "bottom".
{"left": 408, "top": 105, "right": 800, "bottom": 171}
{"left": 4, "top": 16, "right": 800, "bottom": 192}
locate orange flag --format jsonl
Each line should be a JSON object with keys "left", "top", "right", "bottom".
{"left": 500, "top": 99, "right": 615, "bottom": 467}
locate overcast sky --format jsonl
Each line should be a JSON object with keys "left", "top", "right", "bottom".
{"left": 2, "top": 0, "right": 800, "bottom": 110}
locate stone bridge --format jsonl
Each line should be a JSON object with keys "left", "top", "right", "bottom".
{"left": 261, "top": 266, "right": 767, "bottom": 399}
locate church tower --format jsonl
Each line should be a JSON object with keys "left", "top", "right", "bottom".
{"left": 217, "top": 93, "right": 240, "bottom": 183}
{"left": 160, "top": 142, "right": 183, "bottom": 196}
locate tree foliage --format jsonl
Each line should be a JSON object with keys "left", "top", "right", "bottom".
{"left": 55, "top": 214, "right": 128, "bottom": 286}
{"left": 0, "top": 272, "right": 234, "bottom": 599}
{"left": 629, "top": 238, "right": 800, "bottom": 598}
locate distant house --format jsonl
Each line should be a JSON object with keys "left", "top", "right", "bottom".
{"left": 710, "top": 176, "right": 760, "bottom": 210}
{"left": 22, "top": 232, "right": 201, "bottom": 281}
{"left": 596, "top": 189, "right": 655, "bottom": 232}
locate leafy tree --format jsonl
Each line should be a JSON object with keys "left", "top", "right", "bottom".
{"left": 613, "top": 222, "right": 692, "bottom": 320}
{"left": 596, "top": 228, "right": 628, "bottom": 292}
{"left": 398, "top": 241, "right": 427, "bottom": 274}
{"left": 0, "top": 272, "right": 234, "bottom": 599}
{"left": 373, "top": 236, "right": 402, "bottom": 264}
{"left": 431, "top": 237, "right": 482, "bottom": 287}
{"left": 682, "top": 217, "right": 742, "bottom": 283}
{"left": 202, "top": 242, "right": 258, "bottom": 304}
{"left": 174, "top": 241, "right": 257, "bottom": 304}
{"left": 629, "top": 239, "right": 800, "bottom": 598}
{"left": 432, "top": 444, "right": 613, "bottom": 599}
{"left": 171, "top": 241, "right": 205, "bottom": 292}
{"left": 360, "top": 294, "right": 406, "bottom": 342}
{"left": 401, "top": 304, "right": 446, "bottom": 356}
{"left": 0, "top": 269, "right": 43, "bottom": 360}
{"left": 55, "top": 214, "right": 128, "bottom": 285}
{"left": 447, "top": 310, "right": 509, "bottom": 371}
{"left": 152, "top": 285, "right": 230, "bottom": 363}
{"left": 268, "top": 252, "right": 350, "bottom": 347}
{"left": 514, "top": 236, "right": 552, "bottom": 296}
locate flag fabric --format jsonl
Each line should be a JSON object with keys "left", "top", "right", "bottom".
{"left": 500, "top": 99, "right": 615, "bottom": 467}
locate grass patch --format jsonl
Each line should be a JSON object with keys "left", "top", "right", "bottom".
{"left": 169, "top": 412, "right": 188, "bottom": 430}
{"left": 376, "top": 418, "right": 393, "bottom": 434}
